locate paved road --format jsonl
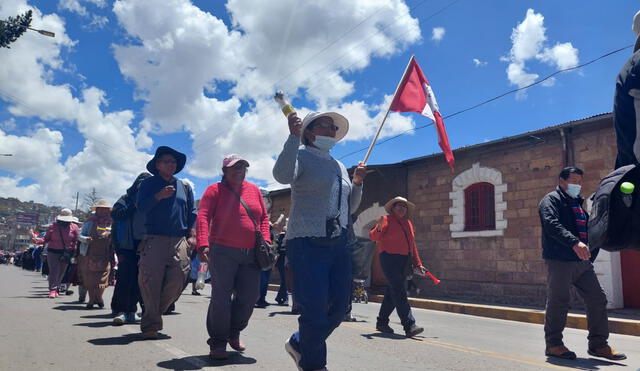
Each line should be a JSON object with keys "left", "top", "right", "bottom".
{"left": 1, "top": 264, "right": 638, "bottom": 371}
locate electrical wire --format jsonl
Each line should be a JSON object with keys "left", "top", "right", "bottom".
{"left": 336, "top": 44, "right": 634, "bottom": 161}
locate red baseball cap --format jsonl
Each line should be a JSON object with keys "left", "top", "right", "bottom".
{"left": 222, "top": 154, "right": 250, "bottom": 168}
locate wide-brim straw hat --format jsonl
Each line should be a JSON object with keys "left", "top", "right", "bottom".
{"left": 56, "top": 208, "right": 75, "bottom": 222}
{"left": 301, "top": 111, "right": 349, "bottom": 142}
{"left": 384, "top": 196, "right": 416, "bottom": 216}
{"left": 90, "top": 199, "right": 112, "bottom": 211}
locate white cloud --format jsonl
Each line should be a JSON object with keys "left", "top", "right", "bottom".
{"left": 0, "top": 0, "right": 423, "bottom": 204}
{"left": 112, "top": 0, "right": 422, "bottom": 183}
{"left": 504, "top": 9, "right": 579, "bottom": 96}
{"left": 0, "top": 0, "right": 152, "bottom": 206}
{"left": 59, "top": 0, "right": 108, "bottom": 29}
{"left": 0, "top": 118, "right": 17, "bottom": 132}
{"left": 431, "top": 27, "right": 445, "bottom": 42}
{"left": 472, "top": 58, "right": 487, "bottom": 67}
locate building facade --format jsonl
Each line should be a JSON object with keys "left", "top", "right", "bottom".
{"left": 268, "top": 113, "right": 640, "bottom": 309}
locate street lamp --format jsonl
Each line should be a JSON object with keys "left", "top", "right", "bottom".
{"left": 0, "top": 19, "right": 55, "bottom": 38}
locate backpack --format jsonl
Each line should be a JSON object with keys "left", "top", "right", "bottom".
{"left": 588, "top": 164, "right": 640, "bottom": 251}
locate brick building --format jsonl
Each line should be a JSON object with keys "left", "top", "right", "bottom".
{"left": 267, "top": 113, "right": 640, "bottom": 309}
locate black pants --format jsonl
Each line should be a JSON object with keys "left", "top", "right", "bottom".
{"left": 111, "top": 246, "right": 142, "bottom": 313}
{"left": 544, "top": 260, "right": 609, "bottom": 349}
{"left": 377, "top": 252, "right": 415, "bottom": 329}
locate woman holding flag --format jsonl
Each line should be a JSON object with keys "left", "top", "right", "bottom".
{"left": 273, "top": 109, "right": 367, "bottom": 371}
{"left": 370, "top": 196, "right": 426, "bottom": 338}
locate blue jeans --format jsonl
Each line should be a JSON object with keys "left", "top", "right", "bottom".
{"left": 287, "top": 234, "right": 351, "bottom": 370}
{"left": 377, "top": 252, "right": 416, "bottom": 329}
{"left": 258, "top": 269, "right": 271, "bottom": 302}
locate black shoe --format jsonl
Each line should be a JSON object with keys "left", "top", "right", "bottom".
{"left": 192, "top": 291, "right": 201, "bottom": 296}
{"left": 86, "top": 303, "right": 94, "bottom": 309}
{"left": 97, "top": 302, "right": 105, "bottom": 309}
{"left": 65, "top": 290, "right": 74, "bottom": 296}
{"left": 376, "top": 323, "right": 394, "bottom": 334}
{"left": 404, "top": 324, "right": 424, "bottom": 338}
{"left": 163, "top": 303, "right": 175, "bottom": 315}
{"left": 255, "top": 300, "right": 269, "bottom": 308}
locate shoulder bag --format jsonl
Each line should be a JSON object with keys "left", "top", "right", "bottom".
{"left": 57, "top": 225, "right": 73, "bottom": 264}
{"left": 223, "top": 182, "right": 277, "bottom": 271}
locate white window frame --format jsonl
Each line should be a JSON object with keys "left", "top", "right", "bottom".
{"left": 449, "top": 163, "right": 507, "bottom": 238}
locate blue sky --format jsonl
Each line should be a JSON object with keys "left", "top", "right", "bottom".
{"left": 0, "top": 0, "right": 638, "bottom": 207}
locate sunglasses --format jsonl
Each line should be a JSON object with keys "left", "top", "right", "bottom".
{"left": 309, "top": 121, "right": 339, "bottom": 131}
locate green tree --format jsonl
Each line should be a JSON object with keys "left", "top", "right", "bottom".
{"left": 0, "top": 10, "right": 33, "bottom": 49}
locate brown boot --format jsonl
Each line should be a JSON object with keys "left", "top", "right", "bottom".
{"left": 545, "top": 345, "right": 577, "bottom": 360}
{"left": 588, "top": 345, "right": 627, "bottom": 361}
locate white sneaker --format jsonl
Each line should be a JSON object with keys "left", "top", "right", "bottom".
{"left": 113, "top": 313, "right": 126, "bottom": 326}
{"left": 284, "top": 338, "right": 303, "bottom": 371}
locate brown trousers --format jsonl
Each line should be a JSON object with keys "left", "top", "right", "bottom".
{"left": 138, "top": 235, "right": 190, "bottom": 333}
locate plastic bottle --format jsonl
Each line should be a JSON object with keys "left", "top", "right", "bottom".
{"left": 274, "top": 91, "right": 296, "bottom": 118}
{"left": 620, "top": 181, "right": 635, "bottom": 208}
{"left": 196, "top": 262, "right": 208, "bottom": 290}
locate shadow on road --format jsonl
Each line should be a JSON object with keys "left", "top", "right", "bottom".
{"left": 268, "top": 311, "right": 297, "bottom": 317}
{"left": 545, "top": 356, "right": 628, "bottom": 370}
{"left": 157, "top": 353, "right": 257, "bottom": 370}
{"left": 88, "top": 333, "right": 171, "bottom": 345}
{"left": 80, "top": 313, "right": 115, "bottom": 319}
{"left": 73, "top": 321, "right": 113, "bottom": 328}
{"left": 52, "top": 305, "right": 88, "bottom": 311}
{"left": 6, "top": 295, "right": 48, "bottom": 299}
{"left": 360, "top": 332, "right": 407, "bottom": 340}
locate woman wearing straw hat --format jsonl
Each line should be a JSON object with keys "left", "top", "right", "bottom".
{"left": 35, "top": 208, "right": 80, "bottom": 298}
{"left": 274, "top": 110, "right": 367, "bottom": 371}
{"left": 370, "top": 196, "right": 427, "bottom": 338}
{"left": 78, "top": 200, "right": 113, "bottom": 309}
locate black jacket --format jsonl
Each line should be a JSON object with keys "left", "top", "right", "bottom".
{"left": 538, "top": 186, "right": 597, "bottom": 262}
{"left": 614, "top": 49, "right": 640, "bottom": 168}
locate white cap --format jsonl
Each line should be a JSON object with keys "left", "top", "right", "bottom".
{"left": 633, "top": 10, "right": 640, "bottom": 35}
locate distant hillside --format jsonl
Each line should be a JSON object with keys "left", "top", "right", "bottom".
{"left": 0, "top": 197, "right": 90, "bottom": 226}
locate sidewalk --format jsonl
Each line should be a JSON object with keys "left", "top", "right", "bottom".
{"left": 269, "top": 284, "right": 640, "bottom": 336}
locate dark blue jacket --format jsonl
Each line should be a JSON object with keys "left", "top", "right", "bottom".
{"left": 136, "top": 176, "right": 197, "bottom": 237}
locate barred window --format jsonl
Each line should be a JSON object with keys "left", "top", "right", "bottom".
{"left": 464, "top": 182, "right": 495, "bottom": 231}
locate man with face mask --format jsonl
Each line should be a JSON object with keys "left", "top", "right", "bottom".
{"left": 273, "top": 111, "right": 367, "bottom": 371}
{"left": 538, "top": 167, "right": 626, "bottom": 361}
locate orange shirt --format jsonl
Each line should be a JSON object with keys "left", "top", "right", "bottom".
{"left": 369, "top": 214, "right": 422, "bottom": 267}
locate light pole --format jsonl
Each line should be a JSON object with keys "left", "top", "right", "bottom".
{"left": 0, "top": 19, "right": 55, "bottom": 38}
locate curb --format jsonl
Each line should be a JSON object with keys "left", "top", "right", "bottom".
{"left": 369, "top": 294, "right": 640, "bottom": 337}
{"left": 268, "top": 284, "right": 640, "bottom": 336}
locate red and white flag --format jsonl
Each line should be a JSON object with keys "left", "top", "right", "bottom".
{"left": 389, "top": 57, "right": 455, "bottom": 172}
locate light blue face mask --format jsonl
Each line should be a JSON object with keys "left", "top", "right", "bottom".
{"left": 313, "top": 135, "right": 337, "bottom": 152}
{"left": 566, "top": 183, "right": 581, "bottom": 198}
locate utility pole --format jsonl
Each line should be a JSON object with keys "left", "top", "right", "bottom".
{"left": 74, "top": 191, "right": 79, "bottom": 214}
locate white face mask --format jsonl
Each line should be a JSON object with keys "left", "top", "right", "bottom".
{"left": 313, "top": 135, "right": 337, "bottom": 151}
{"left": 566, "top": 183, "right": 581, "bottom": 198}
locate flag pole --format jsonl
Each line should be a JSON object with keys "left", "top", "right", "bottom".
{"left": 362, "top": 55, "right": 415, "bottom": 164}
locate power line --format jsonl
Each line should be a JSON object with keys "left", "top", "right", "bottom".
{"left": 191, "top": 0, "right": 463, "bottom": 155}
{"left": 336, "top": 44, "right": 634, "bottom": 161}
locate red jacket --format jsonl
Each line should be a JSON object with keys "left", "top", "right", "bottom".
{"left": 196, "top": 181, "right": 271, "bottom": 250}
{"left": 369, "top": 214, "right": 422, "bottom": 267}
